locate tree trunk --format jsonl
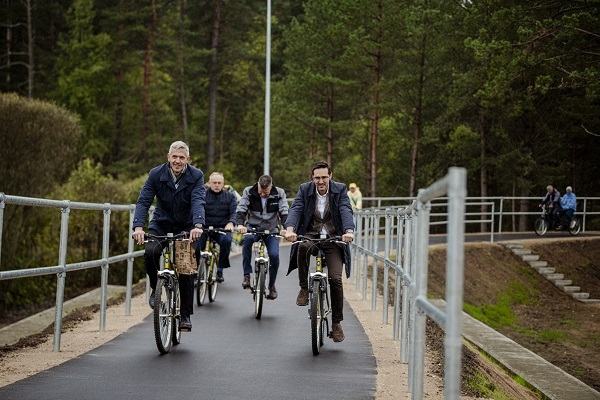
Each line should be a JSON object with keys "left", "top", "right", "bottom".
{"left": 142, "top": 0, "right": 158, "bottom": 155}
{"left": 327, "top": 84, "right": 333, "bottom": 166}
{"left": 409, "top": 34, "right": 426, "bottom": 198}
{"left": 178, "top": 0, "right": 189, "bottom": 143}
{"left": 368, "top": 0, "right": 383, "bottom": 201}
{"left": 207, "top": 0, "right": 222, "bottom": 171}
{"left": 26, "top": 0, "right": 34, "bottom": 98}
{"left": 5, "top": 0, "right": 11, "bottom": 87}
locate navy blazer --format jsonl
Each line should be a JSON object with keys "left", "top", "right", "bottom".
{"left": 285, "top": 179, "right": 354, "bottom": 278}
{"left": 133, "top": 162, "right": 206, "bottom": 234}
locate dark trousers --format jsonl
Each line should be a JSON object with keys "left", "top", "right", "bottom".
{"left": 144, "top": 229, "right": 194, "bottom": 318}
{"left": 198, "top": 231, "right": 233, "bottom": 271}
{"left": 297, "top": 237, "right": 344, "bottom": 323}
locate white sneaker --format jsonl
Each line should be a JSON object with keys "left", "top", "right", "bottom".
{"left": 570, "top": 220, "right": 576, "bottom": 229}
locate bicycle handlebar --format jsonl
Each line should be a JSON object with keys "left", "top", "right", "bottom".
{"left": 294, "top": 235, "right": 346, "bottom": 245}
{"left": 242, "top": 228, "right": 283, "bottom": 238}
{"left": 143, "top": 232, "right": 190, "bottom": 242}
{"left": 203, "top": 227, "right": 231, "bottom": 235}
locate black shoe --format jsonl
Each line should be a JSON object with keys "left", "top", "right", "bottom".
{"left": 216, "top": 271, "right": 224, "bottom": 282}
{"left": 149, "top": 290, "right": 155, "bottom": 309}
{"left": 242, "top": 274, "right": 251, "bottom": 289}
{"left": 180, "top": 315, "right": 192, "bottom": 332}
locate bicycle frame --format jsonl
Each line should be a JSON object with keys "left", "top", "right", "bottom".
{"left": 243, "top": 229, "right": 281, "bottom": 319}
{"left": 197, "top": 228, "right": 225, "bottom": 306}
{"left": 145, "top": 232, "right": 188, "bottom": 354}
{"left": 296, "top": 235, "right": 345, "bottom": 355}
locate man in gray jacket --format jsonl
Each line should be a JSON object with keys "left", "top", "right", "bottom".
{"left": 236, "top": 175, "right": 288, "bottom": 299}
{"left": 281, "top": 161, "right": 354, "bottom": 342}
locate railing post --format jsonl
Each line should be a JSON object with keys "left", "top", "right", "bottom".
{"left": 411, "top": 192, "right": 431, "bottom": 398}
{"left": 444, "top": 167, "right": 467, "bottom": 399}
{"left": 382, "top": 210, "right": 392, "bottom": 323}
{"left": 125, "top": 207, "right": 135, "bottom": 315}
{"left": 99, "top": 205, "right": 111, "bottom": 331}
{"left": 400, "top": 211, "right": 412, "bottom": 363}
{"left": 53, "top": 203, "right": 70, "bottom": 352}
{"left": 371, "top": 213, "right": 380, "bottom": 310}
{"left": 0, "top": 193, "right": 5, "bottom": 266}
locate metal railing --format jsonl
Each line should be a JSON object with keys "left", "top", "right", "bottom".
{"left": 0, "top": 193, "right": 141, "bottom": 352}
{"left": 351, "top": 167, "right": 467, "bottom": 399}
{"left": 362, "top": 195, "right": 600, "bottom": 236}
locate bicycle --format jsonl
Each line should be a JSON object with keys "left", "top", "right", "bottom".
{"left": 196, "top": 227, "right": 228, "bottom": 306}
{"left": 243, "top": 229, "right": 281, "bottom": 319}
{"left": 144, "top": 232, "right": 189, "bottom": 354}
{"left": 295, "top": 235, "right": 346, "bottom": 355}
{"left": 534, "top": 204, "right": 581, "bottom": 236}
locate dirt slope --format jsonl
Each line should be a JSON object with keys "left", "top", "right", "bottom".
{"left": 428, "top": 237, "right": 600, "bottom": 392}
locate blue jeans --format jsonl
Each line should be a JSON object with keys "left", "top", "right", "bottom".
{"left": 197, "top": 231, "right": 233, "bottom": 272}
{"left": 558, "top": 208, "right": 575, "bottom": 224}
{"left": 242, "top": 234, "right": 280, "bottom": 287}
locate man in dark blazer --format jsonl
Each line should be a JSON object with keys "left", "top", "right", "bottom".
{"left": 281, "top": 161, "right": 354, "bottom": 342}
{"left": 132, "top": 141, "right": 206, "bottom": 332}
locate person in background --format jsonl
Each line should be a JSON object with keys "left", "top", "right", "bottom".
{"left": 132, "top": 141, "right": 205, "bottom": 332}
{"left": 539, "top": 185, "right": 561, "bottom": 229}
{"left": 558, "top": 186, "right": 577, "bottom": 229}
{"left": 282, "top": 161, "right": 354, "bottom": 343}
{"left": 348, "top": 183, "right": 363, "bottom": 210}
{"left": 199, "top": 172, "right": 237, "bottom": 282}
{"left": 224, "top": 184, "right": 242, "bottom": 203}
{"left": 236, "top": 175, "right": 288, "bottom": 300}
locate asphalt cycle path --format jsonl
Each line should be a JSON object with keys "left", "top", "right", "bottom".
{"left": 0, "top": 245, "right": 376, "bottom": 400}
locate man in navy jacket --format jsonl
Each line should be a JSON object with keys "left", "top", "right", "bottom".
{"left": 282, "top": 161, "right": 354, "bottom": 343}
{"left": 132, "top": 141, "right": 205, "bottom": 332}
{"left": 199, "top": 172, "right": 237, "bottom": 282}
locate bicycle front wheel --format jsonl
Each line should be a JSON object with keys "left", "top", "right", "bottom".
{"left": 172, "top": 282, "right": 182, "bottom": 345}
{"left": 196, "top": 258, "right": 208, "bottom": 306}
{"left": 310, "top": 280, "right": 323, "bottom": 355}
{"left": 153, "top": 278, "right": 173, "bottom": 354}
{"left": 569, "top": 219, "right": 581, "bottom": 235}
{"left": 208, "top": 259, "right": 218, "bottom": 303}
{"left": 254, "top": 262, "right": 266, "bottom": 319}
{"left": 534, "top": 217, "right": 547, "bottom": 236}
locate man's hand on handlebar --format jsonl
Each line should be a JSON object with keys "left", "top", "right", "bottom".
{"left": 190, "top": 227, "right": 203, "bottom": 242}
{"left": 237, "top": 224, "right": 247, "bottom": 234}
{"left": 132, "top": 227, "right": 145, "bottom": 245}
{"left": 342, "top": 232, "right": 354, "bottom": 243}
{"left": 281, "top": 229, "right": 297, "bottom": 242}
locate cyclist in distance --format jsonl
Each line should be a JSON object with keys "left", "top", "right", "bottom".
{"left": 539, "top": 185, "right": 561, "bottom": 229}
{"left": 557, "top": 186, "right": 577, "bottom": 229}
{"left": 199, "top": 172, "right": 238, "bottom": 282}
{"left": 236, "top": 175, "right": 288, "bottom": 299}
{"left": 281, "top": 161, "right": 355, "bottom": 343}
{"left": 132, "top": 141, "right": 205, "bottom": 332}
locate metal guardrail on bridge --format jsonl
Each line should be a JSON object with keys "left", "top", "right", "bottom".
{"left": 0, "top": 193, "right": 142, "bottom": 352}
{"left": 351, "top": 167, "right": 467, "bottom": 400}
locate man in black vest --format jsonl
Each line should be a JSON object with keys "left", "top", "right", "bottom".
{"left": 198, "top": 172, "right": 238, "bottom": 282}
{"left": 281, "top": 161, "right": 355, "bottom": 343}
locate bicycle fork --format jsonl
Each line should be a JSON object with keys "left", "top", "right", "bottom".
{"left": 157, "top": 270, "right": 179, "bottom": 319}
{"left": 308, "top": 272, "right": 332, "bottom": 336}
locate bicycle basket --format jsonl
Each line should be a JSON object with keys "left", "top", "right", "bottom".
{"left": 175, "top": 241, "right": 197, "bottom": 275}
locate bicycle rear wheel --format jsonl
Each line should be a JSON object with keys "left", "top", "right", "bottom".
{"left": 208, "top": 259, "right": 218, "bottom": 303}
{"left": 153, "top": 278, "right": 173, "bottom": 354}
{"left": 534, "top": 217, "right": 547, "bottom": 236}
{"left": 569, "top": 219, "right": 581, "bottom": 235}
{"left": 254, "top": 262, "right": 266, "bottom": 319}
{"left": 196, "top": 258, "right": 208, "bottom": 306}
{"left": 172, "top": 282, "right": 182, "bottom": 345}
{"left": 310, "top": 279, "right": 323, "bottom": 355}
